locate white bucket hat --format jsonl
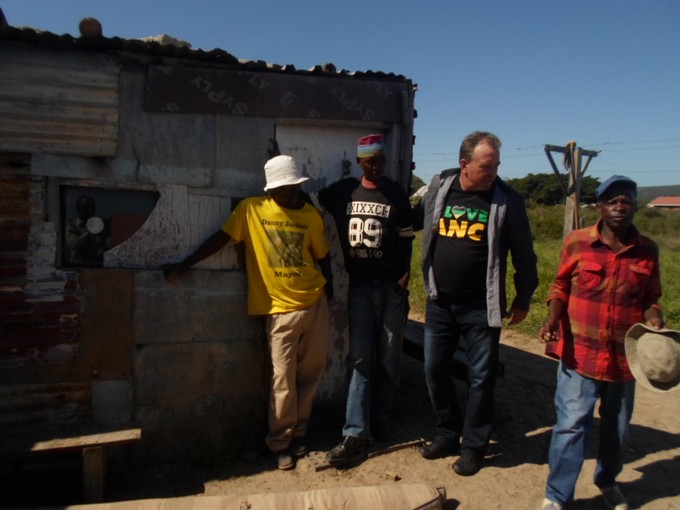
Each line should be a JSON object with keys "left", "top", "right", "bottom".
{"left": 625, "top": 323, "right": 680, "bottom": 393}
{"left": 263, "top": 155, "right": 309, "bottom": 192}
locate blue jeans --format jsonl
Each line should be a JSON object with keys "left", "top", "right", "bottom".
{"left": 423, "top": 298, "right": 501, "bottom": 453}
{"left": 342, "top": 281, "right": 408, "bottom": 440}
{"left": 545, "top": 362, "right": 635, "bottom": 505}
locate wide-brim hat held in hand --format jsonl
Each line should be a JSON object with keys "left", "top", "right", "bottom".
{"left": 625, "top": 323, "right": 680, "bottom": 393}
{"left": 263, "top": 155, "right": 309, "bottom": 192}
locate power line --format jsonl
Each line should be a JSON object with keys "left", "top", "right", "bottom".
{"left": 413, "top": 137, "right": 680, "bottom": 159}
{"left": 587, "top": 137, "right": 680, "bottom": 146}
{"left": 500, "top": 169, "right": 678, "bottom": 177}
{"left": 590, "top": 145, "right": 680, "bottom": 153}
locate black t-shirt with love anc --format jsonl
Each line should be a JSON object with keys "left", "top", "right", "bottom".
{"left": 432, "top": 179, "right": 493, "bottom": 304}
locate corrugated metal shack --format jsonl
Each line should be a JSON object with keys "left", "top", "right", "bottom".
{"left": 0, "top": 19, "right": 417, "bottom": 464}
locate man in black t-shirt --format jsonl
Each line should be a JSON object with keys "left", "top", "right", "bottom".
{"left": 317, "top": 134, "right": 415, "bottom": 466}
{"left": 416, "top": 131, "right": 538, "bottom": 476}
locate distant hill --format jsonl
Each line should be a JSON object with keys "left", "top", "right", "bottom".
{"left": 638, "top": 185, "right": 680, "bottom": 203}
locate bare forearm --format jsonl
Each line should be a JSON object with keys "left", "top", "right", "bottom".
{"left": 181, "top": 230, "right": 230, "bottom": 268}
{"left": 163, "top": 230, "right": 231, "bottom": 282}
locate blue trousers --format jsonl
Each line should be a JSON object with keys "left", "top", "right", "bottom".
{"left": 342, "top": 281, "right": 408, "bottom": 440}
{"left": 423, "top": 298, "right": 501, "bottom": 453}
{"left": 545, "top": 362, "right": 635, "bottom": 505}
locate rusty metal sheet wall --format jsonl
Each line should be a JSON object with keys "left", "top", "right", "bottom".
{"left": 0, "top": 154, "right": 87, "bottom": 427}
{"left": 0, "top": 43, "right": 119, "bottom": 157}
{"left": 0, "top": 382, "right": 91, "bottom": 429}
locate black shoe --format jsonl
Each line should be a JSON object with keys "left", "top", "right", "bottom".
{"left": 419, "top": 435, "right": 460, "bottom": 460}
{"left": 452, "top": 449, "right": 483, "bottom": 476}
{"left": 290, "top": 437, "right": 308, "bottom": 458}
{"left": 327, "top": 436, "right": 372, "bottom": 466}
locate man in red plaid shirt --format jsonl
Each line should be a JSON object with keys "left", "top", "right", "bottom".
{"left": 538, "top": 175, "right": 665, "bottom": 510}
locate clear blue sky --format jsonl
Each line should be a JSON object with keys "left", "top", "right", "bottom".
{"left": 3, "top": 0, "right": 679, "bottom": 187}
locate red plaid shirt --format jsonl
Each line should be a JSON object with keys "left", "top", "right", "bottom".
{"left": 545, "top": 220, "right": 662, "bottom": 382}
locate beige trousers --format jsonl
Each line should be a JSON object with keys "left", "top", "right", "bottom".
{"left": 264, "top": 296, "right": 330, "bottom": 452}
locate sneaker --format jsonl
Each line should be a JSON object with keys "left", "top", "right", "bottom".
{"left": 600, "top": 485, "right": 629, "bottom": 510}
{"left": 275, "top": 448, "right": 295, "bottom": 470}
{"left": 539, "top": 498, "right": 563, "bottom": 510}
{"left": 419, "top": 435, "right": 460, "bottom": 460}
{"left": 452, "top": 449, "right": 483, "bottom": 476}
{"left": 290, "top": 437, "right": 308, "bottom": 458}
{"left": 327, "top": 436, "right": 372, "bottom": 466}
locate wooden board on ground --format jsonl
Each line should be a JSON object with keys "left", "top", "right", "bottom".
{"left": 27, "top": 484, "right": 446, "bottom": 510}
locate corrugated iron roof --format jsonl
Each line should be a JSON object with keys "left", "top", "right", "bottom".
{"left": 0, "top": 21, "right": 410, "bottom": 82}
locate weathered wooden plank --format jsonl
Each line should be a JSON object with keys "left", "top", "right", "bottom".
{"left": 104, "top": 185, "right": 237, "bottom": 270}
{"left": 23, "top": 484, "right": 446, "bottom": 510}
{"left": 83, "top": 446, "right": 105, "bottom": 503}
{"left": 0, "top": 427, "right": 142, "bottom": 455}
{"left": 29, "top": 428, "right": 142, "bottom": 452}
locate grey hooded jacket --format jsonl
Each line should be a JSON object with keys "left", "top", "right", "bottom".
{"left": 417, "top": 168, "right": 538, "bottom": 328}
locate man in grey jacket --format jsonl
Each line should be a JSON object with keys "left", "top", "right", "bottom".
{"left": 416, "top": 131, "right": 538, "bottom": 476}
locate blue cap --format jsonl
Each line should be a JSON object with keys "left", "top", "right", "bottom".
{"left": 596, "top": 175, "right": 637, "bottom": 200}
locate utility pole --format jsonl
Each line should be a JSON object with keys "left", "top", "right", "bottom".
{"left": 544, "top": 142, "right": 599, "bottom": 237}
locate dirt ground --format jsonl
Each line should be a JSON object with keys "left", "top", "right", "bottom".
{"left": 5, "top": 323, "right": 679, "bottom": 509}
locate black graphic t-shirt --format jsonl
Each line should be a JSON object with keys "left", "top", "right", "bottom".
{"left": 432, "top": 179, "right": 493, "bottom": 303}
{"left": 319, "top": 178, "right": 414, "bottom": 282}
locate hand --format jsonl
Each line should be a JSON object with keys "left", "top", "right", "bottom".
{"left": 538, "top": 319, "right": 559, "bottom": 344}
{"left": 394, "top": 273, "right": 410, "bottom": 296}
{"left": 505, "top": 307, "right": 528, "bottom": 325}
{"left": 645, "top": 316, "right": 666, "bottom": 330}
{"left": 643, "top": 307, "right": 665, "bottom": 330}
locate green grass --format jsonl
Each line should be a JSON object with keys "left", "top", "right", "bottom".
{"left": 658, "top": 248, "right": 680, "bottom": 327}
{"left": 409, "top": 231, "right": 426, "bottom": 317}
{"left": 409, "top": 206, "right": 680, "bottom": 335}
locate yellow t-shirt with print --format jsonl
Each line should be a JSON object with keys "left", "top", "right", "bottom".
{"left": 222, "top": 196, "right": 329, "bottom": 315}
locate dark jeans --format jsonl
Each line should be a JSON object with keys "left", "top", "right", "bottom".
{"left": 342, "top": 281, "right": 408, "bottom": 440}
{"left": 423, "top": 297, "right": 501, "bottom": 453}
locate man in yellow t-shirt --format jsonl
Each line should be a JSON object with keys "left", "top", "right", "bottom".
{"left": 163, "top": 155, "right": 333, "bottom": 471}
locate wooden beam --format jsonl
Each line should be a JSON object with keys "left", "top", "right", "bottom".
{"left": 544, "top": 144, "right": 599, "bottom": 237}
{"left": 82, "top": 446, "right": 105, "bottom": 503}
{"left": 544, "top": 144, "right": 599, "bottom": 157}
{"left": 28, "top": 427, "right": 142, "bottom": 453}
{"left": 544, "top": 148, "right": 568, "bottom": 196}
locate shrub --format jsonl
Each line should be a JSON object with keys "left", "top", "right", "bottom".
{"left": 409, "top": 206, "right": 680, "bottom": 335}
